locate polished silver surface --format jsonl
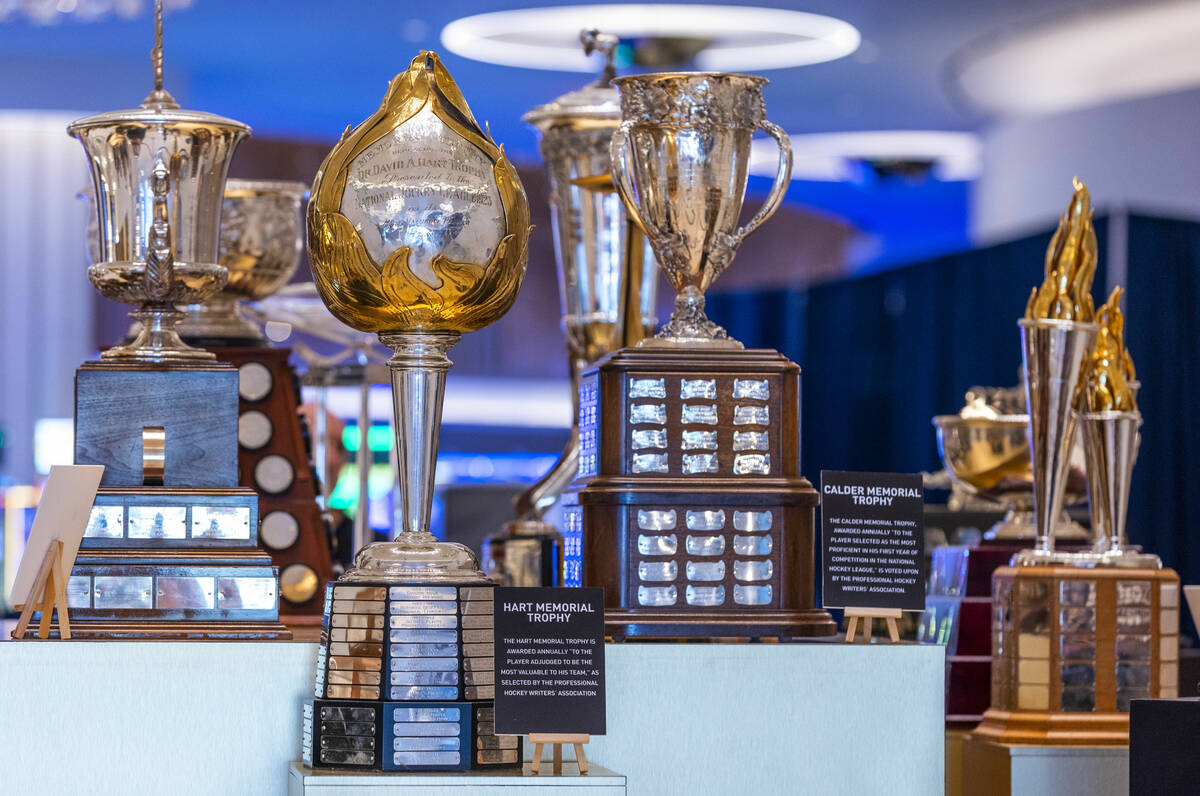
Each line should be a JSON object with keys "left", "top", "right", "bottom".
{"left": 633, "top": 428, "right": 669, "bottom": 449}
{"left": 734, "top": 453, "right": 771, "bottom": 475}
{"left": 192, "top": 505, "right": 251, "bottom": 539}
{"left": 733, "top": 405, "right": 769, "bottom": 425}
{"left": 733, "top": 379, "right": 770, "bottom": 399}
{"left": 85, "top": 505, "right": 124, "bottom": 538}
{"left": 681, "top": 379, "right": 717, "bottom": 399}
{"left": 637, "top": 533, "right": 677, "bottom": 555}
{"left": 260, "top": 510, "right": 299, "bottom": 550}
{"left": 637, "top": 585, "right": 677, "bottom": 606}
{"left": 638, "top": 561, "right": 678, "bottom": 581}
{"left": 216, "top": 576, "right": 277, "bottom": 609}
{"left": 685, "top": 560, "right": 725, "bottom": 581}
{"left": 637, "top": 509, "right": 676, "bottom": 530}
{"left": 127, "top": 506, "right": 186, "bottom": 539}
{"left": 629, "top": 378, "right": 666, "bottom": 398}
{"left": 156, "top": 576, "right": 216, "bottom": 609}
{"left": 1080, "top": 410, "right": 1159, "bottom": 567}
{"left": 686, "top": 510, "right": 725, "bottom": 531}
{"left": 630, "top": 404, "right": 667, "bottom": 424}
{"left": 237, "top": 410, "right": 273, "bottom": 450}
{"left": 254, "top": 454, "right": 295, "bottom": 495}
{"left": 237, "top": 361, "right": 273, "bottom": 401}
{"left": 181, "top": 179, "right": 307, "bottom": 342}
{"left": 343, "top": 332, "right": 492, "bottom": 584}
{"left": 66, "top": 576, "right": 92, "bottom": 608}
{"left": 686, "top": 584, "right": 726, "bottom": 606}
{"left": 611, "top": 71, "right": 791, "bottom": 347}
{"left": 681, "top": 430, "right": 718, "bottom": 450}
{"left": 732, "top": 510, "right": 772, "bottom": 532}
{"left": 681, "top": 453, "right": 718, "bottom": 474}
{"left": 94, "top": 576, "right": 154, "bottom": 609}
{"left": 1015, "top": 318, "right": 1098, "bottom": 565}
{"left": 389, "top": 614, "right": 457, "bottom": 629}
{"left": 632, "top": 453, "right": 668, "bottom": 473}
{"left": 734, "top": 584, "right": 773, "bottom": 605}
{"left": 681, "top": 404, "right": 718, "bottom": 425}
{"left": 68, "top": 1, "right": 248, "bottom": 362}
{"left": 685, "top": 535, "right": 725, "bottom": 556}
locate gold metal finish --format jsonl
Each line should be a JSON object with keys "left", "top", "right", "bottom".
{"left": 141, "top": 426, "right": 166, "bottom": 486}
{"left": 308, "top": 51, "right": 532, "bottom": 335}
{"left": 1025, "top": 178, "right": 1097, "bottom": 322}
{"left": 1087, "top": 286, "right": 1137, "bottom": 412}
{"left": 280, "top": 563, "right": 320, "bottom": 604}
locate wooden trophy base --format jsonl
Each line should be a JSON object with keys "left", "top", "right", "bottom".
{"left": 606, "top": 607, "right": 836, "bottom": 641}
{"left": 20, "top": 620, "right": 291, "bottom": 640}
{"left": 971, "top": 707, "right": 1130, "bottom": 746}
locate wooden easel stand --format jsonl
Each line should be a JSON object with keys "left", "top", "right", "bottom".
{"left": 12, "top": 540, "right": 72, "bottom": 640}
{"left": 529, "top": 733, "right": 590, "bottom": 775}
{"left": 843, "top": 607, "right": 900, "bottom": 644}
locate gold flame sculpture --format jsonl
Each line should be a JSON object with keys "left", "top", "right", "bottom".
{"left": 307, "top": 52, "right": 532, "bottom": 334}
{"left": 1087, "top": 286, "right": 1138, "bottom": 411}
{"left": 1025, "top": 178, "right": 1098, "bottom": 322}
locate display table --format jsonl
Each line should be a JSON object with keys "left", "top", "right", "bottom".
{"left": 961, "top": 735, "right": 1129, "bottom": 796}
{"left": 288, "top": 762, "right": 625, "bottom": 795}
{"left": 0, "top": 640, "right": 943, "bottom": 795}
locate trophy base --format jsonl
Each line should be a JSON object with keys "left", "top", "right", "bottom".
{"left": 17, "top": 620, "right": 291, "bottom": 640}
{"left": 605, "top": 607, "right": 837, "bottom": 640}
{"left": 971, "top": 707, "right": 1130, "bottom": 746}
{"left": 482, "top": 519, "right": 563, "bottom": 587}
{"left": 984, "top": 509, "right": 1090, "bottom": 542}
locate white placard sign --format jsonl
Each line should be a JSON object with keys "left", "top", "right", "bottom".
{"left": 8, "top": 464, "right": 103, "bottom": 607}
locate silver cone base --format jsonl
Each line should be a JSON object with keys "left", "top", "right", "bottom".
{"left": 340, "top": 531, "right": 491, "bottom": 585}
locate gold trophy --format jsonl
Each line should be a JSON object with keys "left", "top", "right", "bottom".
{"left": 301, "top": 52, "right": 531, "bottom": 772}
{"left": 969, "top": 182, "right": 1179, "bottom": 754}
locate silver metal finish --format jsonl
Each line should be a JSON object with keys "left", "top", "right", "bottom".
{"left": 1080, "top": 410, "right": 1159, "bottom": 567}
{"left": 68, "top": 0, "right": 249, "bottom": 362}
{"left": 1015, "top": 318, "right": 1098, "bottom": 565}
{"left": 610, "top": 71, "right": 792, "bottom": 348}
{"left": 181, "top": 179, "right": 307, "bottom": 342}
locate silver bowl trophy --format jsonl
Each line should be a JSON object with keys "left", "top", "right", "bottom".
{"left": 562, "top": 68, "right": 836, "bottom": 639}
{"left": 49, "top": 0, "right": 289, "bottom": 639}
{"left": 484, "top": 30, "right": 660, "bottom": 587}
{"left": 180, "top": 179, "right": 308, "bottom": 344}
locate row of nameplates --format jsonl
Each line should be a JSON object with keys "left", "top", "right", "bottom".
{"left": 303, "top": 701, "right": 519, "bottom": 770}
{"left": 84, "top": 495, "right": 255, "bottom": 545}
{"left": 316, "top": 583, "right": 495, "bottom": 702}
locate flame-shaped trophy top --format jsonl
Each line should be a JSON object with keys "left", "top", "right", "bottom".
{"left": 1025, "top": 178, "right": 1098, "bottom": 322}
{"left": 307, "top": 52, "right": 532, "bottom": 581}
{"left": 1087, "top": 286, "right": 1138, "bottom": 412}
{"left": 308, "top": 51, "right": 532, "bottom": 336}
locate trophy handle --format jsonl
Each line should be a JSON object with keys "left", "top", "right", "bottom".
{"left": 609, "top": 121, "right": 646, "bottom": 234}
{"left": 735, "top": 120, "right": 793, "bottom": 245}
{"left": 144, "top": 157, "right": 174, "bottom": 301}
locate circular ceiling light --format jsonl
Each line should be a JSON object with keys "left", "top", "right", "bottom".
{"left": 749, "top": 131, "right": 981, "bottom": 183}
{"left": 440, "top": 5, "right": 860, "bottom": 72}
{"left": 952, "top": 1, "right": 1200, "bottom": 116}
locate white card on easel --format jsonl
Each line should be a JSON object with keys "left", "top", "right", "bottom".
{"left": 8, "top": 464, "right": 103, "bottom": 607}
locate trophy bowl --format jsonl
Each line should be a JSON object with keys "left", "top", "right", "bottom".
{"left": 181, "top": 179, "right": 308, "bottom": 343}
{"left": 933, "top": 413, "right": 1088, "bottom": 540}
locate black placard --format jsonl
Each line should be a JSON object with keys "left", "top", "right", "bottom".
{"left": 820, "top": 470, "right": 926, "bottom": 611}
{"left": 493, "top": 587, "right": 605, "bottom": 736}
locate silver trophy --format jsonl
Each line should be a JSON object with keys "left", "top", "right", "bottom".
{"left": 485, "top": 31, "right": 659, "bottom": 586}
{"left": 180, "top": 179, "right": 308, "bottom": 343}
{"left": 610, "top": 70, "right": 792, "bottom": 347}
{"left": 69, "top": 2, "right": 249, "bottom": 362}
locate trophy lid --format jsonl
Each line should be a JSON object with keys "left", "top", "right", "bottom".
{"left": 523, "top": 29, "right": 620, "bottom": 128}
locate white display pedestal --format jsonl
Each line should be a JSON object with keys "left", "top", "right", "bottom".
{"left": 962, "top": 735, "right": 1129, "bottom": 796}
{"left": 0, "top": 640, "right": 944, "bottom": 795}
{"left": 287, "top": 762, "right": 625, "bottom": 795}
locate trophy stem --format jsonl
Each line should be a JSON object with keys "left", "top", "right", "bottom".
{"left": 1016, "top": 318, "right": 1097, "bottom": 565}
{"left": 380, "top": 330, "right": 460, "bottom": 543}
{"left": 102, "top": 305, "right": 217, "bottom": 362}
{"left": 639, "top": 286, "right": 743, "bottom": 349}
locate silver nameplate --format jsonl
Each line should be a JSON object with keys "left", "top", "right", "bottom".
{"left": 331, "top": 614, "right": 386, "bottom": 629}
{"left": 463, "top": 670, "right": 495, "bottom": 686}
{"left": 320, "top": 750, "right": 374, "bottom": 766}
{"left": 319, "top": 706, "right": 375, "bottom": 722}
{"left": 463, "top": 657, "right": 494, "bottom": 672}
{"left": 389, "top": 600, "right": 456, "bottom": 615}
{"left": 478, "top": 750, "right": 519, "bottom": 764}
{"left": 335, "top": 586, "right": 387, "bottom": 600}
{"left": 393, "top": 707, "right": 460, "bottom": 722}
{"left": 156, "top": 577, "right": 216, "bottom": 610}
{"left": 390, "top": 686, "right": 459, "bottom": 700}
{"left": 461, "top": 600, "right": 494, "bottom": 615}
{"left": 394, "top": 737, "right": 461, "bottom": 752}
{"left": 390, "top": 614, "right": 457, "bottom": 629}
{"left": 395, "top": 752, "right": 460, "bottom": 766}
{"left": 391, "top": 656, "right": 458, "bottom": 671}
{"left": 85, "top": 506, "right": 124, "bottom": 538}
{"left": 465, "top": 686, "right": 495, "bottom": 699}
{"left": 93, "top": 576, "right": 153, "bottom": 609}
{"left": 390, "top": 629, "right": 458, "bottom": 643}
{"left": 390, "top": 586, "right": 457, "bottom": 600}
{"left": 127, "top": 506, "right": 186, "bottom": 539}
{"left": 459, "top": 587, "right": 494, "bottom": 601}
{"left": 461, "top": 629, "right": 493, "bottom": 643}
{"left": 217, "top": 577, "right": 276, "bottom": 610}
{"left": 191, "top": 506, "right": 251, "bottom": 540}
{"left": 332, "top": 599, "right": 386, "bottom": 614}
{"left": 461, "top": 614, "right": 493, "bottom": 629}
{"left": 393, "top": 722, "right": 460, "bottom": 736}
{"left": 389, "top": 643, "right": 459, "bottom": 657}
{"left": 66, "top": 576, "right": 92, "bottom": 608}
{"left": 391, "top": 671, "right": 459, "bottom": 686}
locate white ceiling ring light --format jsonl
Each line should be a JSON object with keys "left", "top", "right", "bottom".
{"left": 441, "top": 4, "right": 860, "bottom": 72}
{"left": 748, "top": 131, "right": 981, "bottom": 183}
{"left": 952, "top": 0, "right": 1200, "bottom": 117}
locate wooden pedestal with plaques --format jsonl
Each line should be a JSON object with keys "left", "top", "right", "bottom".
{"left": 213, "top": 346, "right": 334, "bottom": 621}
{"left": 973, "top": 565, "right": 1180, "bottom": 746}
{"left": 562, "top": 348, "right": 836, "bottom": 639}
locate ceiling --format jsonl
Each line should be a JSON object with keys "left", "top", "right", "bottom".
{"left": 0, "top": 0, "right": 1137, "bottom": 266}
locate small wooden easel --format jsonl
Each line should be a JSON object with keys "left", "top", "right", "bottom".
{"left": 529, "top": 733, "right": 590, "bottom": 775}
{"left": 11, "top": 540, "right": 72, "bottom": 640}
{"left": 843, "top": 607, "right": 900, "bottom": 644}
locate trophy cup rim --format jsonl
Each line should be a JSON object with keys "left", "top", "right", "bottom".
{"left": 1017, "top": 317, "right": 1100, "bottom": 332}
{"left": 67, "top": 106, "right": 251, "bottom": 138}
{"left": 932, "top": 413, "right": 1029, "bottom": 428}
{"left": 613, "top": 71, "right": 768, "bottom": 87}
{"left": 223, "top": 178, "right": 308, "bottom": 199}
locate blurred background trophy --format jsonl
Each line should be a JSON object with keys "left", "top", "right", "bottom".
{"left": 51, "top": 1, "right": 288, "bottom": 639}
{"left": 482, "top": 30, "right": 659, "bottom": 588}
{"left": 563, "top": 70, "right": 835, "bottom": 639}
{"left": 968, "top": 181, "right": 1179, "bottom": 753}
{"left": 301, "top": 52, "right": 530, "bottom": 772}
